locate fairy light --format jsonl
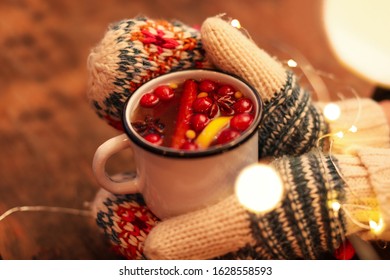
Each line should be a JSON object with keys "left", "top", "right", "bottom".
{"left": 230, "top": 19, "right": 241, "bottom": 29}
{"left": 287, "top": 59, "right": 298, "bottom": 68}
{"left": 335, "top": 131, "right": 344, "bottom": 138}
{"left": 349, "top": 125, "right": 358, "bottom": 133}
{"left": 323, "top": 103, "right": 341, "bottom": 121}
{"left": 330, "top": 200, "right": 341, "bottom": 212}
{"left": 370, "top": 217, "right": 384, "bottom": 235}
{"left": 235, "top": 164, "right": 284, "bottom": 213}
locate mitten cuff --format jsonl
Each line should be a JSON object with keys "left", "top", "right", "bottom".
{"left": 258, "top": 72, "right": 328, "bottom": 157}
{"left": 251, "top": 151, "right": 347, "bottom": 259}
{"left": 317, "top": 98, "right": 390, "bottom": 153}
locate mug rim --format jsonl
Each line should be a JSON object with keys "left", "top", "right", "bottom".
{"left": 122, "top": 69, "right": 264, "bottom": 159}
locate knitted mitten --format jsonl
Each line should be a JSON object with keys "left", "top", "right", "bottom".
{"left": 92, "top": 188, "right": 159, "bottom": 260}
{"left": 142, "top": 147, "right": 390, "bottom": 260}
{"left": 87, "top": 16, "right": 210, "bottom": 130}
{"left": 200, "top": 17, "right": 328, "bottom": 157}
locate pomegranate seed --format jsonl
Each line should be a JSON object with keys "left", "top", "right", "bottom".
{"left": 140, "top": 93, "right": 159, "bottom": 107}
{"left": 192, "top": 97, "right": 213, "bottom": 113}
{"left": 230, "top": 113, "right": 254, "bottom": 131}
{"left": 190, "top": 114, "right": 210, "bottom": 132}
{"left": 216, "top": 128, "right": 240, "bottom": 145}
{"left": 217, "top": 85, "right": 235, "bottom": 96}
{"left": 144, "top": 133, "right": 163, "bottom": 145}
{"left": 153, "top": 85, "right": 174, "bottom": 101}
{"left": 199, "top": 80, "right": 217, "bottom": 93}
{"left": 181, "top": 141, "right": 198, "bottom": 150}
{"left": 233, "top": 98, "right": 253, "bottom": 113}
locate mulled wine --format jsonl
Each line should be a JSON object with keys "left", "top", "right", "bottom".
{"left": 131, "top": 78, "right": 255, "bottom": 150}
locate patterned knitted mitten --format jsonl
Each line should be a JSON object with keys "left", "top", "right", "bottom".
{"left": 142, "top": 148, "right": 390, "bottom": 260}
{"left": 93, "top": 188, "right": 159, "bottom": 260}
{"left": 201, "top": 17, "right": 328, "bottom": 157}
{"left": 87, "top": 16, "right": 210, "bottom": 130}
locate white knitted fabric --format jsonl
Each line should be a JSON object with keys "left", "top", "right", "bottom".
{"left": 317, "top": 98, "right": 390, "bottom": 153}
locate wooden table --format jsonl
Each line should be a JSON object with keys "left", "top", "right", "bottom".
{"left": 0, "top": 0, "right": 387, "bottom": 259}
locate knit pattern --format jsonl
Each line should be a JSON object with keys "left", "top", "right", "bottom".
{"left": 87, "top": 16, "right": 210, "bottom": 130}
{"left": 355, "top": 147, "right": 390, "bottom": 240}
{"left": 318, "top": 98, "right": 390, "bottom": 153}
{"left": 96, "top": 192, "right": 159, "bottom": 260}
{"left": 200, "top": 16, "right": 287, "bottom": 101}
{"left": 217, "top": 151, "right": 347, "bottom": 260}
{"left": 200, "top": 17, "right": 328, "bottom": 157}
{"left": 258, "top": 72, "right": 328, "bottom": 157}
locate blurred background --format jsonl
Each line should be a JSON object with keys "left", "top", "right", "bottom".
{"left": 0, "top": 0, "right": 387, "bottom": 259}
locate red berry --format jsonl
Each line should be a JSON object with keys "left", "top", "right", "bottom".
{"left": 140, "top": 93, "right": 159, "bottom": 107}
{"left": 217, "top": 85, "right": 235, "bottom": 96}
{"left": 233, "top": 98, "right": 253, "bottom": 113}
{"left": 153, "top": 85, "right": 174, "bottom": 101}
{"left": 230, "top": 113, "right": 254, "bottom": 131}
{"left": 192, "top": 97, "right": 213, "bottom": 113}
{"left": 181, "top": 141, "right": 198, "bottom": 150}
{"left": 199, "top": 80, "right": 217, "bottom": 93}
{"left": 216, "top": 128, "right": 240, "bottom": 145}
{"left": 190, "top": 114, "right": 210, "bottom": 132}
{"left": 144, "top": 133, "right": 163, "bottom": 145}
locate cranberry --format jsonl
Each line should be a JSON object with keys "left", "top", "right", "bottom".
{"left": 217, "top": 85, "right": 235, "bottom": 96}
{"left": 144, "top": 133, "right": 163, "bottom": 145}
{"left": 192, "top": 97, "right": 213, "bottom": 113}
{"left": 199, "top": 80, "right": 217, "bottom": 93}
{"left": 190, "top": 113, "right": 210, "bottom": 132}
{"left": 140, "top": 93, "right": 159, "bottom": 107}
{"left": 181, "top": 141, "right": 198, "bottom": 150}
{"left": 216, "top": 128, "right": 240, "bottom": 145}
{"left": 230, "top": 113, "right": 254, "bottom": 131}
{"left": 153, "top": 85, "right": 174, "bottom": 101}
{"left": 233, "top": 98, "right": 253, "bottom": 113}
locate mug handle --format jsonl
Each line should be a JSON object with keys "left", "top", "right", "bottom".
{"left": 93, "top": 134, "right": 140, "bottom": 194}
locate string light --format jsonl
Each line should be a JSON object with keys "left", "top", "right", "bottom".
{"left": 335, "top": 131, "right": 344, "bottom": 138}
{"left": 235, "top": 164, "right": 284, "bottom": 214}
{"left": 287, "top": 59, "right": 298, "bottom": 68}
{"left": 230, "top": 19, "right": 241, "bottom": 29}
{"left": 330, "top": 200, "right": 341, "bottom": 212}
{"left": 370, "top": 217, "right": 384, "bottom": 235}
{"left": 349, "top": 125, "right": 358, "bottom": 133}
{"left": 323, "top": 103, "right": 341, "bottom": 121}
{"left": 0, "top": 205, "right": 92, "bottom": 222}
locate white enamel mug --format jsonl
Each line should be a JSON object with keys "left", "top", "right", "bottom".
{"left": 93, "top": 69, "right": 263, "bottom": 219}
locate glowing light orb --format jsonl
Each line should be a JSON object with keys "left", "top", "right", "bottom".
{"left": 287, "top": 59, "right": 298, "bottom": 68}
{"left": 235, "top": 164, "right": 284, "bottom": 213}
{"left": 230, "top": 19, "right": 241, "bottom": 29}
{"left": 369, "top": 217, "right": 384, "bottom": 235}
{"left": 324, "top": 103, "right": 341, "bottom": 121}
{"left": 349, "top": 125, "right": 358, "bottom": 133}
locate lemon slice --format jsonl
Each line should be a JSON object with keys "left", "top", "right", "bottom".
{"left": 195, "top": 116, "right": 232, "bottom": 148}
